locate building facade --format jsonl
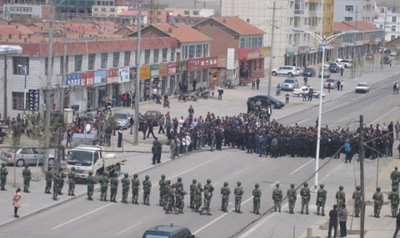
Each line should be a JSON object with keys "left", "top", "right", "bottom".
{"left": 374, "top": 7, "right": 400, "bottom": 42}
{"left": 92, "top": 5, "right": 128, "bottom": 17}
{"left": 333, "top": 0, "right": 378, "bottom": 23}
{"left": 3, "top": 4, "right": 50, "bottom": 20}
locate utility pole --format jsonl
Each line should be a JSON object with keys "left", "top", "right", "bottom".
{"left": 44, "top": 0, "right": 55, "bottom": 171}
{"left": 267, "top": 1, "right": 277, "bottom": 96}
{"left": 359, "top": 115, "right": 365, "bottom": 238}
{"left": 133, "top": 3, "right": 142, "bottom": 145}
{"left": 351, "top": 7, "right": 359, "bottom": 79}
{"left": 56, "top": 45, "right": 67, "bottom": 171}
{"left": 380, "top": 8, "right": 387, "bottom": 69}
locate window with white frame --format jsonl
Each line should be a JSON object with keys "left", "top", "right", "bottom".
{"left": 88, "top": 54, "right": 96, "bottom": 70}
{"left": 258, "top": 37, "right": 262, "bottom": 47}
{"left": 162, "top": 48, "right": 168, "bottom": 62}
{"left": 393, "top": 17, "right": 397, "bottom": 22}
{"left": 12, "top": 92, "right": 28, "bottom": 110}
{"left": 45, "top": 57, "right": 54, "bottom": 75}
{"left": 13, "top": 57, "right": 29, "bottom": 75}
{"left": 345, "top": 5, "right": 353, "bottom": 11}
{"left": 101, "top": 53, "right": 108, "bottom": 68}
{"left": 113, "top": 52, "right": 119, "bottom": 67}
{"left": 391, "top": 35, "right": 396, "bottom": 40}
{"left": 392, "top": 26, "right": 396, "bottom": 32}
{"left": 189, "top": 45, "right": 195, "bottom": 58}
{"left": 74, "top": 55, "right": 82, "bottom": 72}
{"left": 60, "top": 56, "right": 69, "bottom": 74}
{"left": 203, "top": 44, "right": 209, "bottom": 57}
{"left": 124, "top": 51, "right": 131, "bottom": 66}
{"left": 240, "top": 38, "right": 245, "bottom": 48}
{"left": 153, "top": 49, "right": 159, "bottom": 63}
{"left": 144, "top": 50, "right": 150, "bottom": 64}
{"left": 344, "top": 17, "right": 353, "bottom": 21}
{"left": 171, "top": 48, "right": 175, "bottom": 61}
{"left": 196, "top": 45, "right": 202, "bottom": 58}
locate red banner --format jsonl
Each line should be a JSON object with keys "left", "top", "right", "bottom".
{"left": 187, "top": 56, "right": 218, "bottom": 71}
{"left": 81, "top": 71, "right": 94, "bottom": 87}
{"left": 106, "top": 68, "right": 119, "bottom": 84}
{"left": 239, "top": 48, "right": 265, "bottom": 61}
{"left": 167, "top": 62, "right": 176, "bottom": 76}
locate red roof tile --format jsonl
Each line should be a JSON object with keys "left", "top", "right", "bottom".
{"left": 213, "top": 17, "right": 265, "bottom": 35}
{"left": 154, "top": 23, "right": 212, "bottom": 43}
{"left": 334, "top": 21, "right": 379, "bottom": 32}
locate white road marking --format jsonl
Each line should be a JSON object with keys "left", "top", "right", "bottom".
{"left": 193, "top": 196, "right": 254, "bottom": 235}
{"left": 289, "top": 159, "right": 314, "bottom": 175}
{"left": 270, "top": 181, "right": 280, "bottom": 187}
{"left": 370, "top": 106, "right": 399, "bottom": 124}
{"left": 116, "top": 222, "right": 142, "bottom": 235}
{"left": 51, "top": 203, "right": 113, "bottom": 230}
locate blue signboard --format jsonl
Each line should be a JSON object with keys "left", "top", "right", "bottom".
{"left": 94, "top": 70, "right": 107, "bottom": 86}
{"left": 66, "top": 73, "right": 81, "bottom": 86}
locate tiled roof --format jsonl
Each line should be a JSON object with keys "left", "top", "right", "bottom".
{"left": 213, "top": 17, "right": 265, "bottom": 35}
{"left": 154, "top": 23, "right": 212, "bottom": 43}
{"left": 334, "top": 21, "right": 379, "bottom": 32}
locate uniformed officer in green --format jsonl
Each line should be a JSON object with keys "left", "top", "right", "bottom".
{"left": 352, "top": 186, "right": 362, "bottom": 217}
{"left": 162, "top": 180, "right": 171, "bottom": 210}
{"left": 121, "top": 173, "right": 130, "bottom": 203}
{"left": 190, "top": 179, "right": 197, "bottom": 209}
{"left": 22, "top": 165, "right": 31, "bottom": 193}
{"left": 316, "top": 184, "right": 327, "bottom": 216}
{"left": 59, "top": 171, "right": 66, "bottom": 195}
{"left": 252, "top": 183, "right": 262, "bottom": 215}
{"left": 234, "top": 181, "right": 244, "bottom": 213}
{"left": 373, "top": 186, "right": 384, "bottom": 218}
{"left": 391, "top": 167, "right": 400, "bottom": 192}
{"left": 165, "top": 184, "right": 176, "bottom": 214}
{"left": 68, "top": 167, "right": 77, "bottom": 196}
{"left": 194, "top": 182, "right": 203, "bottom": 212}
{"left": 45, "top": 166, "right": 53, "bottom": 194}
{"left": 110, "top": 173, "right": 119, "bottom": 202}
{"left": 220, "top": 182, "right": 231, "bottom": 212}
{"left": 159, "top": 175, "right": 167, "bottom": 206}
{"left": 300, "top": 182, "right": 311, "bottom": 214}
{"left": 142, "top": 175, "right": 152, "bottom": 205}
{"left": 52, "top": 172, "right": 60, "bottom": 200}
{"left": 200, "top": 186, "right": 213, "bottom": 215}
{"left": 388, "top": 187, "right": 399, "bottom": 217}
{"left": 100, "top": 172, "right": 109, "bottom": 201}
{"left": 0, "top": 163, "right": 8, "bottom": 190}
{"left": 272, "top": 183, "right": 283, "bottom": 212}
{"left": 204, "top": 179, "right": 214, "bottom": 195}
{"left": 336, "top": 185, "right": 346, "bottom": 209}
{"left": 287, "top": 184, "right": 297, "bottom": 214}
{"left": 175, "top": 178, "right": 187, "bottom": 214}
{"left": 131, "top": 174, "right": 140, "bottom": 204}
{"left": 87, "top": 171, "right": 95, "bottom": 200}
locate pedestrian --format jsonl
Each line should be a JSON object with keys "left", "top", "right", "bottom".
{"left": 316, "top": 184, "right": 327, "bottom": 216}
{"left": 340, "top": 67, "right": 344, "bottom": 77}
{"left": 300, "top": 182, "right": 310, "bottom": 214}
{"left": 234, "top": 181, "right": 244, "bottom": 213}
{"left": 151, "top": 139, "right": 158, "bottom": 165}
{"left": 147, "top": 120, "right": 156, "bottom": 139}
{"left": 337, "top": 80, "right": 341, "bottom": 91}
{"left": 142, "top": 175, "right": 152, "bottom": 205}
{"left": 252, "top": 183, "right": 262, "bottom": 214}
{"left": 131, "top": 174, "right": 140, "bottom": 204}
{"left": 193, "top": 79, "right": 197, "bottom": 92}
{"left": 12, "top": 188, "right": 22, "bottom": 218}
{"left": 66, "top": 129, "right": 72, "bottom": 148}
{"left": 328, "top": 82, "right": 331, "bottom": 93}
{"left": 0, "top": 162, "right": 8, "bottom": 190}
{"left": 22, "top": 165, "right": 31, "bottom": 193}
{"left": 256, "top": 78, "right": 260, "bottom": 90}
{"left": 87, "top": 171, "right": 95, "bottom": 200}
{"left": 129, "top": 115, "right": 134, "bottom": 135}
{"left": 251, "top": 79, "right": 255, "bottom": 90}
{"left": 285, "top": 92, "right": 290, "bottom": 104}
{"left": 328, "top": 205, "right": 338, "bottom": 238}
{"left": 272, "top": 183, "right": 282, "bottom": 212}
{"left": 340, "top": 80, "right": 344, "bottom": 91}
{"left": 344, "top": 141, "right": 351, "bottom": 163}
{"left": 217, "top": 87, "right": 224, "bottom": 100}
{"left": 67, "top": 167, "right": 76, "bottom": 196}
{"left": 287, "top": 183, "right": 297, "bottom": 214}
{"left": 393, "top": 208, "right": 400, "bottom": 238}
{"left": 158, "top": 116, "right": 165, "bottom": 134}
{"left": 339, "top": 204, "right": 348, "bottom": 238}
{"left": 373, "top": 187, "right": 384, "bottom": 218}
{"left": 117, "top": 127, "right": 123, "bottom": 148}
{"left": 220, "top": 182, "right": 231, "bottom": 212}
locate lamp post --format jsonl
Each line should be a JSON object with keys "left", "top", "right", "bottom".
{"left": 18, "top": 64, "right": 27, "bottom": 123}
{"left": 292, "top": 28, "right": 357, "bottom": 189}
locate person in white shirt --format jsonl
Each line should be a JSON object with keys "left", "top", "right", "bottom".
{"left": 178, "top": 117, "right": 184, "bottom": 133}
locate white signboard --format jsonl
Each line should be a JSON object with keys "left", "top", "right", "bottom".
{"left": 227, "top": 48, "right": 235, "bottom": 70}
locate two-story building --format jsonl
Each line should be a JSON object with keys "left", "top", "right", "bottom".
{"left": 193, "top": 17, "right": 265, "bottom": 85}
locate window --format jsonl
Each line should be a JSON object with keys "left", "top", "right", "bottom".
{"left": 196, "top": 45, "right": 202, "bottom": 57}
{"left": 391, "top": 35, "right": 396, "bottom": 40}
{"left": 193, "top": 11, "right": 199, "bottom": 15}
{"left": 189, "top": 45, "right": 195, "bottom": 58}
{"left": 170, "top": 48, "right": 175, "bottom": 61}
{"left": 144, "top": 50, "right": 150, "bottom": 64}
{"left": 74, "top": 55, "right": 82, "bottom": 72}
{"left": 184, "top": 10, "right": 190, "bottom": 15}
{"left": 240, "top": 38, "right": 245, "bottom": 48}
{"left": 162, "top": 48, "right": 168, "bottom": 62}
{"left": 393, "top": 17, "right": 397, "bottom": 23}
{"left": 101, "top": 8, "right": 106, "bottom": 12}
{"left": 203, "top": 44, "right": 209, "bottom": 57}
{"left": 113, "top": 52, "right": 119, "bottom": 67}
{"left": 392, "top": 26, "right": 396, "bottom": 32}
{"left": 60, "top": 56, "right": 69, "bottom": 74}
{"left": 379, "top": 25, "right": 383, "bottom": 29}
{"left": 124, "top": 51, "right": 131, "bottom": 66}
{"left": 344, "top": 17, "right": 353, "bottom": 21}
{"left": 153, "top": 49, "right": 159, "bottom": 63}
{"left": 345, "top": 5, "right": 354, "bottom": 11}
{"left": 94, "top": 7, "right": 98, "bottom": 11}
{"left": 12, "top": 57, "right": 29, "bottom": 75}
{"left": 45, "top": 57, "right": 54, "bottom": 75}
{"left": 101, "top": 53, "right": 108, "bottom": 68}
{"left": 110, "top": 8, "right": 115, "bottom": 12}
{"left": 88, "top": 54, "right": 96, "bottom": 70}
{"left": 12, "top": 92, "right": 28, "bottom": 110}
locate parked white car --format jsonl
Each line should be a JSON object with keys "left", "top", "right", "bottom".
{"left": 336, "top": 58, "right": 352, "bottom": 68}
{"left": 355, "top": 82, "right": 370, "bottom": 93}
{"left": 272, "top": 66, "right": 303, "bottom": 77}
{"left": 293, "top": 86, "right": 326, "bottom": 98}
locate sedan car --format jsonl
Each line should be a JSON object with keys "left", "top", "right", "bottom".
{"left": 281, "top": 78, "right": 300, "bottom": 91}
{"left": 271, "top": 66, "right": 303, "bottom": 77}
{"left": 292, "top": 86, "right": 326, "bottom": 98}
{"left": 1, "top": 148, "right": 55, "bottom": 167}
{"left": 114, "top": 112, "right": 131, "bottom": 129}
{"left": 355, "top": 82, "right": 370, "bottom": 93}
{"left": 329, "top": 63, "right": 341, "bottom": 73}
{"left": 248, "top": 95, "right": 285, "bottom": 109}
{"left": 144, "top": 110, "right": 164, "bottom": 126}
{"left": 336, "top": 58, "right": 352, "bottom": 68}
{"left": 303, "top": 68, "right": 316, "bottom": 77}
{"left": 319, "top": 69, "right": 331, "bottom": 78}
{"left": 324, "top": 78, "right": 338, "bottom": 89}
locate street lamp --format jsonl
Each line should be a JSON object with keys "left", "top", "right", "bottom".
{"left": 18, "top": 64, "right": 28, "bottom": 123}
{"left": 292, "top": 28, "right": 357, "bottom": 190}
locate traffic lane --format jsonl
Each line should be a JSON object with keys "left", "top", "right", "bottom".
{"left": 1, "top": 151, "right": 327, "bottom": 238}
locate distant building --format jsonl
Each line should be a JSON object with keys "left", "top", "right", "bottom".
{"left": 374, "top": 7, "right": 400, "bottom": 42}
{"left": 165, "top": 8, "right": 215, "bottom": 18}
{"left": 3, "top": 4, "right": 50, "bottom": 20}
{"left": 91, "top": 5, "right": 128, "bottom": 17}
{"left": 333, "top": 0, "right": 378, "bottom": 23}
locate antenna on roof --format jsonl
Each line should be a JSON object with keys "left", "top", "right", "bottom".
{"left": 168, "top": 13, "right": 178, "bottom": 28}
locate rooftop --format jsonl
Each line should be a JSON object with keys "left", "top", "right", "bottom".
{"left": 334, "top": 21, "right": 380, "bottom": 32}
{"left": 154, "top": 23, "right": 212, "bottom": 43}
{"left": 212, "top": 17, "right": 265, "bottom": 35}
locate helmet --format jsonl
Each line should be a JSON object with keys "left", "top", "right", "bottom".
{"left": 134, "top": 174, "right": 138, "bottom": 178}
{"left": 276, "top": 183, "right": 280, "bottom": 188}
{"left": 207, "top": 179, "right": 211, "bottom": 184}
{"left": 145, "top": 175, "right": 149, "bottom": 180}
{"left": 356, "top": 185, "right": 361, "bottom": 190}
{"left": 376, "top": 187, "right": 381, "bottom": 192}
{"left": 224, "top": 182, "right": 228, "bottom": 187}
{"left": 192, "top": 179, "right": 197, "bottom": 184}
{"left": 25, "top": 165, "right": 29, "bottom": 169}
{"left": 255, "top": 183, "right": 259, "bottom": 188}
{"left": 320, "top": 184, "right": 324, "bottom": 189}
{"left": 161, "top": 174, "right": 166, "bottom": 179}
{"left": 339, "top": 185, "right": 344, "bottom": 191}
{"left": 177, "top": 177, "right": 182, "bottom": 182}
{"left": 291, "top": 184, "right": 295, "bottom": 188}
{"left": 88, "top": 171, "right": 93, "bottom": 175}
{"left": 304, "top": 182, "right": 308, "bottom": 187}
{"left": 237, "top": 181, "right": 241, "bottom": 186}
{"left": 71, "top": 167, "right": 76, "bottom": 171}
{"left": 124, "top": 173, "right": 129, "bottom": 178}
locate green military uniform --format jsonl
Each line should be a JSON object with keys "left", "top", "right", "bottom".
{"left": 0, "top": 163, "right": 8, "bottom": 190}
{"left": 221, "top": 182, "right": 231, "bottom": 212}
{"left": 131, "top": 174, "right": 140, "bottom": 204}
{"left": 388, "top": 187, "right": 399, "bottom": 217}
{"left": 142, "top": 175, "right": 152, "bottom": 205}
{"left": 194, "top": 183, "right": 203, "bottom": 212}
{"left": 352, "top": 186, "right": 362, "bottom": 217}
{"left": 287, "top": 184, "right": 297, "bottom": 214}
{"left": 110, "top": 174, "right": 119, "bottom": 202}
{"left": 162, "top": 180, "right": 171, "bottom": 210}
{"left": 391, "top": 167, "right": 400, "bottom": 192}
{"left": 252, "top": 184, "right": 262, "bottom": 215}
{"left": 100, "top": 173, "right": 109, "bottom": 201}
{"left": 272, "top": 183, "right": 283, "bottom": 212}
{"left": 68, "top": 167, "right": 77, "bottom": 196}
{"left": 22, "top": 165, "right": 31, "bottom": 193}
{"left": 45, "top": 167, "right": 53, "bottom": 194}
{"left": 159, "top": 175, "right": 167, "bottom": 206}
{"left": 52, "top": 173, "right": 60, "bottom": 200}
{"left": 316, "top": 184, "right": 327, "bottom": 216}
{"left": 373, "top": 186, "right": 384, "bottom": 218}
{"left": 121, "top": 173, "right": 130, "bottom": 203}
{"left": 336, "top": 186, "right": 346, "bottom": 209}
{"left": 190, "top": 179, "right": 197, "bottom": 209}
{"left": 200, "top": 187, "right": 213, "bottom": 215}
{"left": 234, "top": 181, "right": 244, "bottom": 213}
{"left": 59, "top": 172, "right": 65, "bottom": 195}
{"left": 175, "top": 178, "right": 187, "bottom": 214}
{"left": 87, "top": 171, "right": 95, "bottom": 200}
{"left": 165, "top": 184, "right": 176, "bottom": 214}
{"left": 204, "top": 179, "right": 215, "bottom": 195}
{"left": 300, "top": 183, "right": 311, "bottom": 214}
